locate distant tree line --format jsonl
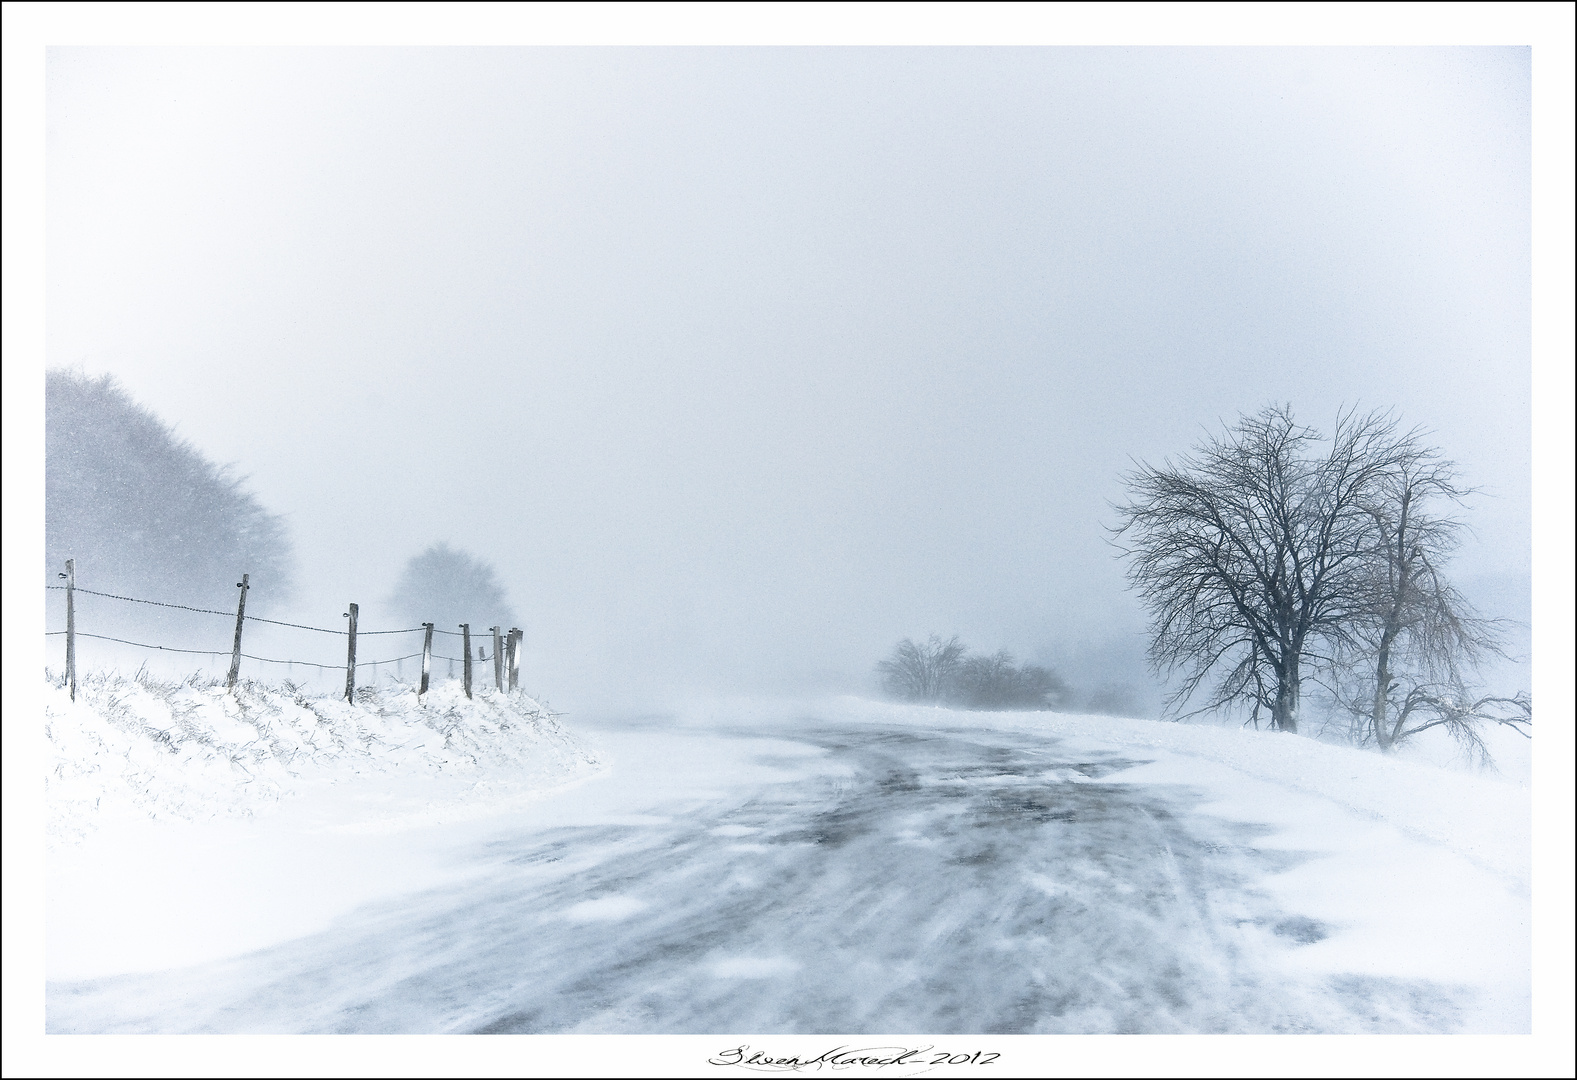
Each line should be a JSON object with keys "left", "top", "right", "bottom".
{"left": 1112, "top": 404, "right": 1529, "bottom": 758}
{"left": 877, "top": 635, "right": 1072, "bottom": 711}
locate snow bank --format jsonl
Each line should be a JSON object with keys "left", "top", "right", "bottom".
{"left": 44, "top": 672, "right": 602, "bottom": 845}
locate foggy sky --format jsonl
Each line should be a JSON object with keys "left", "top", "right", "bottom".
{"left": 45, "top": 47, "right": 1532, "bottom": 708}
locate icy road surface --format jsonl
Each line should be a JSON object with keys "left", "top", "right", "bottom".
{"left": 46, "top": 705, "right": 1528, "bottom": 1033}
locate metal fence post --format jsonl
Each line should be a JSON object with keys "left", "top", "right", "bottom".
{"left": 461, "top": 623, "right": 472, "bottom": 699}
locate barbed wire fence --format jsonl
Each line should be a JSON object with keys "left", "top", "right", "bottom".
{"left": 47, "top": 559, "right": 524, "bottom": 704}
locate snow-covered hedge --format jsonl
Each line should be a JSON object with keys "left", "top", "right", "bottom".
{"left": 44, "top": 671, "right": 601, "bottom": 844}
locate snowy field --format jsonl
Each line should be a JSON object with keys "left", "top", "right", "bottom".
{"left": 43, "top": 683, "right": 1531, "bottom": 1037}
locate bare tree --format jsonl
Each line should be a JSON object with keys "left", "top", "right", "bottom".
{"left": 1113, "top": 406, "right": 1407, "bottom": 732}
{"left": 1335, "top": 437, "right": 1529, "bottom": 756}
{"left": 877, "top": 635, "right": 966, "bottom": 702}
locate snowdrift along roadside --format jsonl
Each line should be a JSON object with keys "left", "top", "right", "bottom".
{"left": 44, "top": 672, "right": 603, "bottom": 845}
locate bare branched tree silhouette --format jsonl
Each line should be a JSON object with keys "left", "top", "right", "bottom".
{"left": 1113, "top": 404, "right": 1529, "bottom": 751}
{"left": 1334, "top": 437, "right": 1529, "bottom": 757}
{"left": 877, "top": 635, "right": 966, "bottom": 702}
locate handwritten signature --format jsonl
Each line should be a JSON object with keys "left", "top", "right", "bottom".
{"left": 710, "top": 1045, "right": 999, "bottom": 1071}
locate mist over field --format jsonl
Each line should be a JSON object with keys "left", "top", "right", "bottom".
{"left": 44, "top": 47, "right": 1530, "bottom": 714}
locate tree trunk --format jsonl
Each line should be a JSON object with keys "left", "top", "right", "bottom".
{"left": 1371, "top": 631, "right": 1397, "bottom": 751}
{"left": 1273, "top": 657, "right": 1300, "bottom": 733}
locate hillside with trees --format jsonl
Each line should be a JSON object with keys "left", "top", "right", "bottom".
{"left": 45, "top": 370, "right": 293, "bottom": 612}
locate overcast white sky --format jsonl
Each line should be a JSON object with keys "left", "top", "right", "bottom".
{"left": 41, "top": 45, "right": 1534, "bottom": 705}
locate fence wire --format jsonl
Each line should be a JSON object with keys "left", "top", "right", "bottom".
{"left": 64, "top": 633, "right": 426, "bottom": 670}
{"left": 46, "top": 585, "right": 233, "bottom": 618}
{"left": 47, "top": 584, "right": 425, "bottom": 636}
{"left": 46, "top": 580, "right": 510, "bottom": 677}
{"left": 71, "top": 631, "right": 229, "bottom": 657}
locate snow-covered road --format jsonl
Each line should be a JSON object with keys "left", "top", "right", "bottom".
{"left": 45, "top": 702, "right": 1529, "bottom": 1034}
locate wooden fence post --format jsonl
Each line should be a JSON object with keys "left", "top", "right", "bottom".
{"left": 506, "top": 628, "right": 521, "bottom": 692}
{"left": 60, "top": 559, "right": 76, "bottom": 701}
{"left": 461, "top": 623, "right": 473, "bottom": 699}
{"left": 344, "top": 602, "right": 359, "bottom": 702}
{"left": 491, "top": 626, "right": 504, "bottom": 691}
{"left": 420, "top": 623, "right": 433, "bottom": 698}
{"left": 227, "top": 573, "right": 249, "bottom": 690}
